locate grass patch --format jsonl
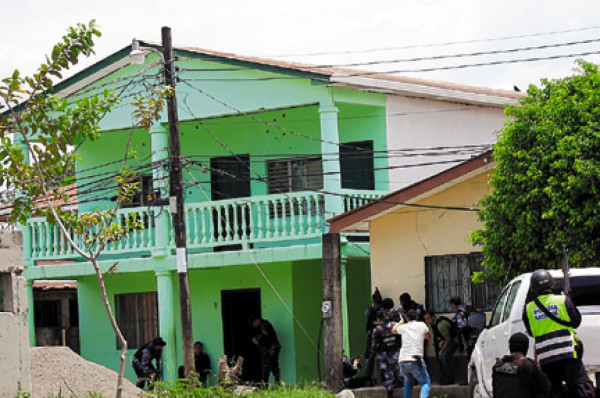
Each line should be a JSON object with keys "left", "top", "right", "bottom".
{"left": 148, "top": 380, "right": 335, "bottom": 397}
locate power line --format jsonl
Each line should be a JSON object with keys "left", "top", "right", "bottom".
{"left": 179, "top": 36, "right": 600, "bottom": 71}
{"left": 266, "top": 25, "right": 600, "bottom": 57}
{"left": 178, "top": 49, "right": 600, "bottom": 81}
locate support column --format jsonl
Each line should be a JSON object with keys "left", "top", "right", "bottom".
{"left": 340, "top": 258, "right": 350, "bottom": 355}
{"left": 26, "top": 280, "right": 36, "bottom": 347}
{"left": 150, "top": 124, "right": 170, "bottom": 258}
{"left": 156, "top": 270, "right": 178, "bottom": 381}
{"left": 322, "top": 233, "right": 343, "bottom": 392}
{"left": 319, "top": 93, "right": 344, "bottom": 217}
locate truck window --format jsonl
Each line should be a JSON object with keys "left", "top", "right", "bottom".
{"left": 489, "top": 286, "right": 510, "bottom": 328}
{"left": 554, "top": 276, "right": 600, "bottom": 306}
{"left": 502, "top": 280, "right": 522, "bottom": 321}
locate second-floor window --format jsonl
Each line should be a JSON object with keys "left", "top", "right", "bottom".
{"left": 267, "top": 157, "right": 323, "bottom": 194}
{"left": 121, "top": 174, "right": 155, "bottom": 208}
{"left": 340, "top": 140, "right": 375, "bottom": 190}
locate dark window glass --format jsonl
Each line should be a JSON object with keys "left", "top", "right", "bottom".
{"left": 340, "top": 141, "right": 374, "bottom": 190}
{"left": 553, "top": 276, "right": 600, "bottom": 307}
{"left": 425, "top": 253, "right": 501, "bottom": 312}
{"left": 115, "top": 292, "right": 158, "bottom": 349}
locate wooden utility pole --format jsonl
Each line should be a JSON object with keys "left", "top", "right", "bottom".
{"left": 321, "top": 233, "right": 344, "bottom": 392}
{"left": 162, "top": 26, "right": 194, "bottom": 377}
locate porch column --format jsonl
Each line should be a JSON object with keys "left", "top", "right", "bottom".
{"left": 26, "top": 280, "right": 36, "bottom": 347}
{"left": 150, "top": 123, "right": 170, "bottom": 258}
{"left": 156, "top": 270, "right": 178, "bottom": 381}
{"left": 340, "top": 258, "right": 350, "bottom": 355}
{"left": 319, "top": 94, "right": 344, "bottom": 217}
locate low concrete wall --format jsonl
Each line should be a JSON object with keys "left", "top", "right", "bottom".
{"left": 0, "top": 230, "right": 32, "bottom": 397}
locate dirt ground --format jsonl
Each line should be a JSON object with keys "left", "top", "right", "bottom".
{"left": 30, "top": 347, "right": 142, "bottom": 398}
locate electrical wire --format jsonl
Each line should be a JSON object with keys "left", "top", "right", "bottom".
{"left": 266, "top": 24, "right": 600, "bottom": 57}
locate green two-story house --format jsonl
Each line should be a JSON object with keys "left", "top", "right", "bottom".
{"left": 20, "top": 40, "right": 516, "bottom": 384}
{"left": 21, "top": 41, "right": 389, "bottom": 384}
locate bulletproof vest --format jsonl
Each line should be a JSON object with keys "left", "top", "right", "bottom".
{"left": 525, "top": 294, "right": 576, "bottom": 365}
{"left": 492, "top": 357, "right": 532, "bottom": 398}
{"left": 375, "top": 329, "right": 402, "bottom": 353}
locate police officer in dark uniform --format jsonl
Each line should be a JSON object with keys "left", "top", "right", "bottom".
{"left": 132, "top": 337, "right": 167, "bottom": 389}
{"left": 365, "top": 287, "right": 383, "bottom": 386}
{"left": 372, "top": 298, "right": 404, "bottom": 398}
{"left": 492, "top": 332, "right": 550, "bottom": 398}
{"left": 522, "top": 269, "right": 595, "bottom": 398}
{"left": 251, "top": 316, "right": 281, "bottom": 385}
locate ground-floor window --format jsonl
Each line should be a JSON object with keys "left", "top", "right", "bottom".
{"left": 115, "top": 292, "right": 158, "bottom": 349}
{"left": 425, "top": 253, "right": 500, "bottom": 313}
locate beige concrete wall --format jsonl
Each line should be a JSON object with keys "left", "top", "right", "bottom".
{"left": 0, "top": 230, "right": 32, "bottom": 396}
{"left": 369, "top": 168, "right": 492, "bottom": 305}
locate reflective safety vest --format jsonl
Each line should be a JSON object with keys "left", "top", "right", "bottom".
{"left": 526, "top": 294, "right": 577, "bottom": 365}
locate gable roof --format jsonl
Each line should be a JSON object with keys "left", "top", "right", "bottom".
{"left": 53, "top": 41, "right": 522, "bottom": 107}
{"left": 328, "top": 151, "right": 494, "bottom": 233}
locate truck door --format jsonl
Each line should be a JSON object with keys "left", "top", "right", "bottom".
{"left": 480, "top": 281, "right": 522, "bottom": 392}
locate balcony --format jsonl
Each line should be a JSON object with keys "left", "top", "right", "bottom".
{"left": 26, "top": 190, "right": 384, "bottom": 263}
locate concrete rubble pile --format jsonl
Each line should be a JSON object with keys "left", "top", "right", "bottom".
{"left": 30, "top": 347, "right": 141, "bottom": 398}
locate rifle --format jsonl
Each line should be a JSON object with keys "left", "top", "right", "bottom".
{"left": 562, "top": 243, "right": 570, "bottom": 295}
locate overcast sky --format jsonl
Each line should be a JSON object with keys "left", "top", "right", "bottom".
{"left": 1, "top": 0, "right": 600, "bottom": 91}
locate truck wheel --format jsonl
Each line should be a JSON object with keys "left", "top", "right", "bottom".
{"left": 469, "top": 370, "right": 485, "bottom": 398}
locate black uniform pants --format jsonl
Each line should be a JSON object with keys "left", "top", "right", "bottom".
{"left": 260, "top": 345, "right": 281, "bottom": 384}
{"left": 541, "top": 358, "right": 595, "bottom": 398}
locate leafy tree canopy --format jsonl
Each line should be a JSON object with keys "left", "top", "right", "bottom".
{"left": 471, "top": 60, "right": 600, "bottom": 281}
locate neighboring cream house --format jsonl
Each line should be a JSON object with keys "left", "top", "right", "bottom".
{"left": 328, "top": 151, "right": 499, "bottom": 314}
{"left": 0, "top": 230, "right": 32, "bottom": 396}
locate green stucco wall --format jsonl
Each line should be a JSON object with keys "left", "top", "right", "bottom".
{"left": 344, "top": 259, "right": 371, "bottom": 362}
{"left": 77, "top": 259, "right": 339, "bottom": 385}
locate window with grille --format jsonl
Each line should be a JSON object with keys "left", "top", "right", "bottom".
{"left": 340, "top": 140, "right": 375, "bottom": 190}
{"left": 121, "top": 174, "right": 155, "bottom": 208}
{"left": 267, "top": 157, "right": 323, "bottom": 194}
{"left": 425, "top": 253, "right": 501, "bottom": 313}
{"left": 115, "top": 292, "right": 158, "bottom": 349}
{"left": 267, "top": 157, "right": 324, "bottom": 218}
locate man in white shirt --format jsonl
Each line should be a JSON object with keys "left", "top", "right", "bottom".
{"left": 393, "top": 309, "right": 431, "bottom": 398}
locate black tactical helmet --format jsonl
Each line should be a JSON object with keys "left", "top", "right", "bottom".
{"left": 530, "top": 269, "right": 554, "bottom": 293}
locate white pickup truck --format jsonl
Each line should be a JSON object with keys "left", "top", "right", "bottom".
{"left": 468, "top": 268, "right": 600, "bottom": 398}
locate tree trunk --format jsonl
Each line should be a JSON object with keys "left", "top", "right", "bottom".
{"left": 91, "top": 258, "right": 128, "bottom": 398}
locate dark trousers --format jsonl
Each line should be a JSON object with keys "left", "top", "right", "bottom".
{"left": 439, "top": 340, "right": 457, "bottom": 384}
{"left": 542, "top": 358, "right": 595, "bottom": 398}
{"left": 133, "top": 363, "right": 151, "bottom": 390}
{"left": 365, "top": 335, "right": 376, "bottom": 383}
{"left": 260, "top": 346, "right": 281, "bottom": 385}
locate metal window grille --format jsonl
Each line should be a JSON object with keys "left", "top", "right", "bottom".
{"left": 425, "top": 253, "right": 500, "bottom": 313}
{"left": 115, "top": 292, "right": 158, "bottom": 349}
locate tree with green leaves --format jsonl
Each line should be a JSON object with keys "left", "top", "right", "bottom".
{"left": 0, "top": 21, "right": 171, "bottom": 398}
{"left": 471, "top": 60, "right": 600, "bottom": 281}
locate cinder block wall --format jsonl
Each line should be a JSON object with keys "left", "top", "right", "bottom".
{"left": 0, "top": 230, "right": 32, "bottom": 396}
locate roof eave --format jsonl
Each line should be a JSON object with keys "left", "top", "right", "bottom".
{"left": 328, "top": 151, "right": 495, "bottom": 233}
{"left": 331, "top": 75, "right": 519, "bottom": 107}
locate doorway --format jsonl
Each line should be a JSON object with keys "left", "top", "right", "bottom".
{"left": 221, "top": 288, "right": 262, "bottom": 383}
{"left": 210, "top": 156, "right": 251, "bottom": 251}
